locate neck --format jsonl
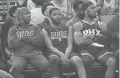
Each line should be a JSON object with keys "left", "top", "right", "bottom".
{"left": 84, "top": 15, "right": 94, "bottom": 24}
{"left": 51, "top": 22, "right": 60, "bottom": 28}
{"left": 19, "top": 23, "right": 29, "bottom": 28}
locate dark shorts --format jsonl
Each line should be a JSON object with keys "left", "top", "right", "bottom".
{"left": 78, "top": 47, "right": 114, "bottom": 64}
{"left": 48, "top": 52, "right": 78, "bottom": 71}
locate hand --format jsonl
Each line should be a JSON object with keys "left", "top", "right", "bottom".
{"left": 59, "top": 53, "right": 70, "bottom": 68}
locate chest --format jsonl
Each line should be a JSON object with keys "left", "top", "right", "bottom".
{"left": 81, "top": 23, "right": 101, "bottom": 35}
{"left": 16, "top": 27, "right": 37, "bottom": 38}
{"left": 48, "top": 27, "right": 68, "bottom": 41}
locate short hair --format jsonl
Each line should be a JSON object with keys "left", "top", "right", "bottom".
{"left": 49, "top": 8, "right": 59, "bottom": 15}
{"left": 82, "top": 1, "right": 94, "bottom": 12}
{"left": 73, "top": 0, "right": 83, "bottom": 11}
{"left": 16, "top": 7, "right": 29, "bottom": 18}
{"left": 8, "top": 6, "right": 18, "bottom": 17}
{"left": 42, "top": 3, "right": 54, "bottom": 15}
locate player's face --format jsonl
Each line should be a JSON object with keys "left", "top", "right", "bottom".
{"left": 23, "top": 9, "right": 31, "bottom": 23}
{"left": 50, "top": 10, "right": 62, "bottom": 24}
{"left": 21, "top": 9, "right": 31, "bottom": 24}
{"left": 86, "top": 4, "right": 97, "bottom": 18}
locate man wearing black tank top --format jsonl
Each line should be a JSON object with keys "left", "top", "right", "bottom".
{"left": 42, "top": 8, "right": 86, "bottom": 78}
{"left": 73, "top": 1, "right": 116, "bottom": 78}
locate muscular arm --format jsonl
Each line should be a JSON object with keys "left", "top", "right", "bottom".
{"left": 65, "top": 26, "right": 73, "bottom": 57}
{"left": 42, "top": 28, "right": 63, "bottom": 57}
{"left": 73, "top": 22, "right": 94, "bottom": 46}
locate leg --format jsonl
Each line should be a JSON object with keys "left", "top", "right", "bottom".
{"left": 0, "top": 70, "right": 13, "bottom": 78}
{"left": 70, "top": 52, "right": 87, "bottom": 78}
{"left": 114, "top": 49, "right": 119, "bottom": 70}
{"left": 79, "top": 51, "right": 94, "bottom": 78}
{"left": 10, "top": 55, "right": 27, "bottom": 78}
{"left": 98, "top": 52, "right": 116, "bottom": 78}
{"left": 28, "top": 51, "right": 49, "bottom": 78}
{"left": 49, "top": 54, "right": 61, "bottom": 78}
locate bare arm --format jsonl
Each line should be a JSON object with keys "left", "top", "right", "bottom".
{"left": 73, "top": 22, "right": 94, "bottom": 46}
{"left": 65, "top": 26, "right": 73, "bottom": 57}
{"left": 42, "top": 28, "right": 64, "bottom": 57}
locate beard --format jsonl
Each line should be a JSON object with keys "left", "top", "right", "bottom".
{"left": 51, "top": 18, "right": 61, "bottom": 25}
{"left": 24, "top": 17, "right": 31, "bottom": 24}
{"left": 88, "top": 14, "right": 96, "bottom": 19}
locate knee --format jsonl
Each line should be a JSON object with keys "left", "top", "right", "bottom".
{"left": 42, "top": 60, "right": 49, "bottom": 72}
{"left": 49, "top": 55, "right": 60, "bottom": 63}
{"left": 106, "top": 57, "right": 116, "bottom": 66}
{"left": 71, "top": 56, "right": 83, "bottom": 64}
{"left": 81, "top": 55, "right": 93, "bottom": 66}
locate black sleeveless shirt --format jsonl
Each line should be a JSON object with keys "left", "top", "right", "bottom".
{"left": 45, "top": 25, "right": 68, "bottom": 53}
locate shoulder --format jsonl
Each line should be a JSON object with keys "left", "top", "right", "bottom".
{"left": 73, "top": 21, "right": 83, "bottom": 31}
{"left": 66, "top": 17, "right": 79, "bottom": 27}
{"left": 66, "top": 17, "right": 75, "bottom": 27}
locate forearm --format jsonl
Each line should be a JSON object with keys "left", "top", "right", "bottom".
{"left": 22, "top": 37, "right": 34, "bottom": 44}
{"left": 80, "top": 37, "right": 94, "bottom": 45}
{"left": 8, "top": 40, "right": 23, "bottom": 49}
{"left": 49, "top": 46, "right": 63, "bottom": 57}
{"left": 65, "top": 45, "right": 72, "bottom": 57}
{"left": 22, "top": 36, "right": 39, "bottom": 45}
{"left": 74, "top": 36, "right": 94, "bottom": 45}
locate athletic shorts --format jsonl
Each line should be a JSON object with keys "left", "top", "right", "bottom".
{"left": 48, "top": 52, "right": 78, "bottom": 71}
{"left": 78, "top": 47, "right": 114, "bottom": 64}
